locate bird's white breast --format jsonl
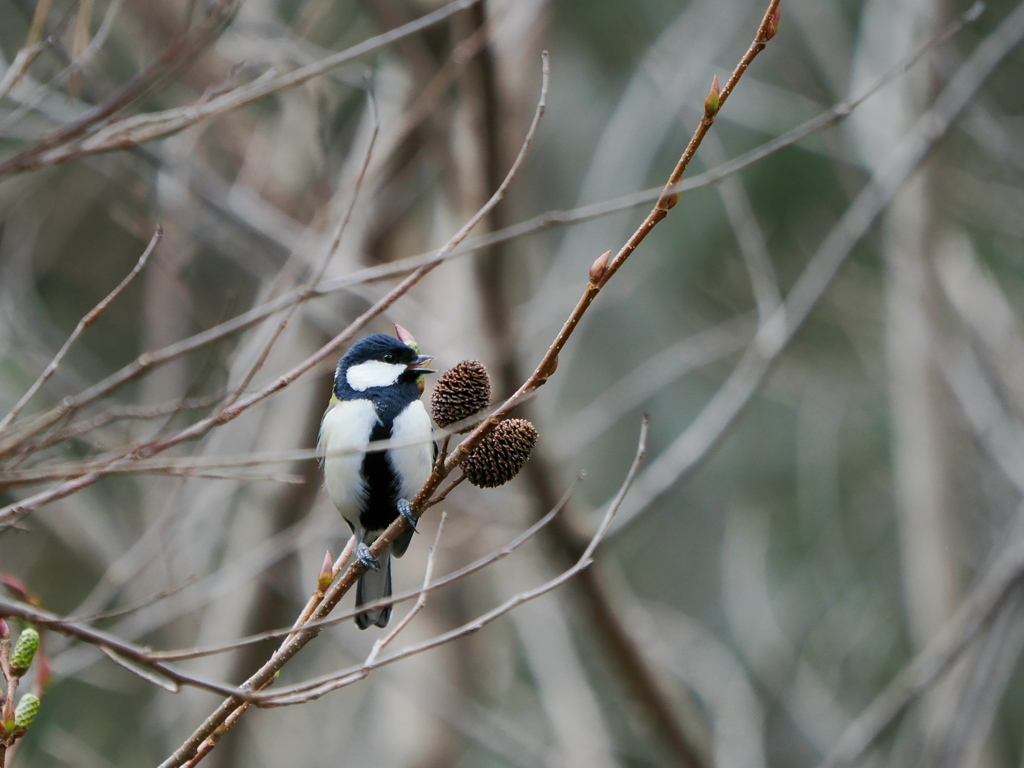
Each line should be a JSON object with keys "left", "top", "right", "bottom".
{"left": 319, "top": 398, "right": 379, "bottom": 524}
{"left": 388, "top": 400, "right": 434, "bottom": 500}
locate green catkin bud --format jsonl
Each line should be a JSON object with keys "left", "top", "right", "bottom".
{"left": 14, "top": 693, "right": 40, "bottom": 730}
{"left": 10, "top": 628, "right": 40, "bottom": 676}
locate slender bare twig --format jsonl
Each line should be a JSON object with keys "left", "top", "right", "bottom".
{"left": 153, "top": 56, "right": 549, "bottom": 767}
{"left": 283, "top": 536, "right": 356, "bottom": 644}
{"left": 608, "top": 0, "right": 1024, "bottom": 537}
{"left": 217, "top": 86, "right": 380, "bottom": 410}
{"left": 0, "top": 42, "right": 48, "bottom": 105}
{"left": 71, "top": 578, "right": 199, "bottom": 623}
{"left": 0, "top": 51, "right": 549, "bottom": 529}
{"left": 20, "top": 394, "right": 225, "bottom": 452}
{"left": 364, "top": 513, "right": 447, "bottom": 666}
{"left": 0, "top": 227, "right": 161, "bottom": 433}
{"left": 0, "top": 0, "right": 124, "bottom": 136}
{"left": 254, "top": 418, "right": 648, "bottom": 708}
{"left": 0, "top": 597, "right": 249, "bottom": 700}
{"left": 0, "top": 0, "right": 482, "bottom": 176}
{"left": 151, "top": 478, "right": 576, "bottom": 661}
{"left": 0, "top": 8, "right": 974, "bottom": 462}
{"left": 0, "top": 0, "right": 241, "bottom": 177}
{"left": 820, "top": 531, "right": 1024, "bottom": 768}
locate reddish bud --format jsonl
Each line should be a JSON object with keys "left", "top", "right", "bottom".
{"left": 764, "top": 4, "right": 781, "bottom": 40}
{"left": 34, "top": 652, "right": 52, "bottom": 690}
{"left": 0, "top": 617, "right": 8, "bottom": 639}
{"left": 394, "top": 323, "right": 419, "bottom": 352}
{"left": 1, "top": 576, "right": 30, "bottom": 602}
{"left": 317, "top": 550, "right": 334, "bottom": 592}
{"left": 543, "top": 354, "right": 559, "bottom": 379}
{"left": 704, "top": 75, "right": 721, "bottom": 117}
{"left": 589, "top": 250, "right": 612, "bottom": 284}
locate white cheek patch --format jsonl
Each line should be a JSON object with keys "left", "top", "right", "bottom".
{"left": 346, "top": 360, "right": 406, "bottom": 391}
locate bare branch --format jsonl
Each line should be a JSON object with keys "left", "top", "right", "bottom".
{"left": 820, "top": 531, "right": 1024, "bottom": 768}
{"left": 608, "top": 0, "right": 1024, "bottom": 536}
{"left": 156, "top": 54, "right": 550, "bottom": 767}
{"left": 0, "top": 597, "right": 249, "bottom": 700}
{"left": 150, "top": 477, "right": 577, "bottom": 662}
{"left": 0, "top": 0, "right": 482, "bottom": 176}
{"left": 0, "top": 50, "right": 549, "bottom": 529}
{"left": 254, "top": 418, "right": 648, "bottom": 707}
{"left": 0, "top": 6, "right": 972, "bottom": 461}
{"left": 0, "top": 227, "right": 161, "bottom": 432}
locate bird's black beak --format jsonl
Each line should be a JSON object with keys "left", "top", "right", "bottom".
{"left": 407, "top": 354, "right": 435, "bottom": 375}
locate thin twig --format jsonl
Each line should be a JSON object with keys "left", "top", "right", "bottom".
{"left": 607, "top": 0, "right": 1024, "bottom": 537}
{"left": 820, "top": 532, "right": 1024, "bottom": 768}
{"left": 217, "top": 87, "right": 380, "bottom": 410}
{"left": 365, "top": 513, "right": 447, "bottom": 666}
{"left": 156, "top": 55, "right": 549, "bottom": 767}
{"left": 0, "top": 0, "right": 124, "bottom": 134}
{"left": 0, "top": 52, "right": 549, "bottom": 530}
{"left": 0, "top": 8, "right": 970, "bottom": 461}
{"left": 0, "top": 597, "right": 250, "bottom": 700}
{"left": 0, "top": 0, "right": 240, "bottom": 177}
{"left": 0, "top": 227, "right": 161, "bottom": 433}
{"left": 22, "top": 393, "right": 225, "bottom": 452}
{"left": 0, "top": 0, "right": 482, "bottom": 176}
{"left": 0, "top": 41, "right": 48, "bottom": 104}
{"left": 151, "top": 478, "right": 576, "bottom": 661}
{"left": 255, "top": 418, "right": 648, "bottom": 707}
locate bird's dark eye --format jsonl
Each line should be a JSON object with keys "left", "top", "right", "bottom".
{"left": 383, "top": 353, "right": 395, "bottom": 363}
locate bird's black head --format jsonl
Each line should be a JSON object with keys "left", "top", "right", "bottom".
{"left": 333, "top": 334, "right": 434, "bottom": 400}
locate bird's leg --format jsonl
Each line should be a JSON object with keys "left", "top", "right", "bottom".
{"left": 397, "top": 498, "right": 418, "bottom": 533}
{"left": 355, "top": 542, "right": 380, "bottom": 571}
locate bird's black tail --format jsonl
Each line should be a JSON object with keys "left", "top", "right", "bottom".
{"left": 355, "top": 550, "right": 392, "bottom": 629}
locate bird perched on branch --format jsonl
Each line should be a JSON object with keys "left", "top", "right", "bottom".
{"left": 319, "top": 330, "right": 436, "bottom": 629}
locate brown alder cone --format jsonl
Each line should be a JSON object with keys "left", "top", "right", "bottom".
{"left": 430, "top": 360, "right": 491, "bottom": 430}
{"left": 462, "top": 418, "right": 538, "bottom": 488}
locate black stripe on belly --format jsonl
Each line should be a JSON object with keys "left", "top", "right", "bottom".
{"left": 359, "top": 420, "right": 400, "bottom": 532}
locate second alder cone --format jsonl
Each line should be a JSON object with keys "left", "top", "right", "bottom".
{"left": 462, "top": 418, "right": 538, "bottom": 488}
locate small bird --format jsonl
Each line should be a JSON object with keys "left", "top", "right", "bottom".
{"left": 319, "top": 333, "right": 436, "bottom": 629}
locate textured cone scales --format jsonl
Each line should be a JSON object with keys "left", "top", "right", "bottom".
{"left": 463, "top": 418, "right": 538, "bottom": 488}
{"left": 15, "top": 693, "right": 40, "bottom": 730}
{"left": 431, "top": 360, "right": 491, "bottom": 430}
{"left": 10, "top": 627, "right": 39, "bottom": 675}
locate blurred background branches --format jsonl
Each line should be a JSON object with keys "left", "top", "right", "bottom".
{"left": 2, "top": 0, "right": 1024, "bottom": 767}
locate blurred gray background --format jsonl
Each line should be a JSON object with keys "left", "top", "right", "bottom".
{"left": 2, "top": 0, "right": 1024, "bottom": 766}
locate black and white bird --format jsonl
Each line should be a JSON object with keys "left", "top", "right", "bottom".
{"left": 318, "top": 333, "right": 436, "bottom": 629}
